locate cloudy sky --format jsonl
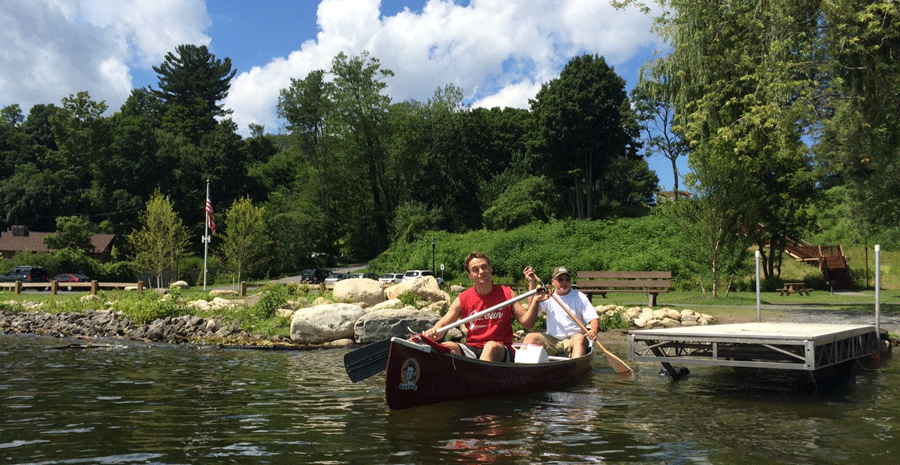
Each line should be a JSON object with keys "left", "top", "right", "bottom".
{"left": 1, "top": 0, "right": 685, "bottom": 188}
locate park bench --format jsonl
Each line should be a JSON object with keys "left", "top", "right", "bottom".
{"left": 574, "top": 270, "right": 672, "bottom": 307}
{"left": 779, "top": 282, "right": 811, "bottom": 296}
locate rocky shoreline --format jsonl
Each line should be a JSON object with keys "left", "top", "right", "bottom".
{"left": 0, "top": 308, "right": 288, "bottom": 345}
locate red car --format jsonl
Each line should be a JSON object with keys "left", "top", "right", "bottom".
{"left": 51, "top": 273, "right": 91, "bottom": 291}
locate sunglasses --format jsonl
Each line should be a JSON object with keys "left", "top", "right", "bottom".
{"left": 554, "top": 276, "right": 571, "bottom": 282}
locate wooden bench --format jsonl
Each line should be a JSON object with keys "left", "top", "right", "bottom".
{"left": 574, "top": 271, "right": 672, "bottom": 307}
{"left": 779, "top": 282, "right": 811, "bottom": 296}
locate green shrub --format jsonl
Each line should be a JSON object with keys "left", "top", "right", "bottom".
{"left": 113, "top": 289, "right": 187, "bottom": 324}
{"left": 397, "top": 291, "right": 418, "bottom": 308}
{"left": 598, "top": 311, "right": 629, "bottom": 332}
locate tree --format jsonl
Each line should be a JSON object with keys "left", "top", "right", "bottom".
{"left": 631, "top": 59, "right": 690, "bottom": 199}
{"left": 219, "top": 197, "right": 269, "bottom": 283}
{"left": 128, "top": 191, "right": 190, "bottom": 288}
{"left": 44, "top": 216, "right": 95, "bottom": 254}
{"left": 482, "top": 176, "right": 557, "bottom": 230}
{"left": 661, "top": 194, "right": 750, "bottom": 296}
{"left": 50, "top": 92, "right": 112, "bottom": 215}
{"left": 277, "top": 69, "right": 337, "bottom": 232}
{"left": 328, "top": 51, "right": 395, "bottom": 255}
{"left": 636, "top": 0, "right": 820, "bottom": 279}
{"left": 819, "top": 1, "right": 900, "bottom": 232}
{"left": 152, "top": 44, "right": 236, "bottom": 140}
{"left": 1, "top": 104, "right": 24, "bottom": 126}
{"left": 529, "top": 54, "right": 643, "bottom": 220}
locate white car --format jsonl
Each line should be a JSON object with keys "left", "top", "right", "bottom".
{"left": 324, "top": 273, "right": 347, "bottom": 285}
{"left": 402, "top": 270, "right": 445, "bottom": 287}
{"left": 379, "top": 272, "right": 404, "bottom": 285}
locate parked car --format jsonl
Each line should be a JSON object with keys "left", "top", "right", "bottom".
{"left": 402, "top": 269, "right": 445, "bottom": 288}
{"left": 379, "top": 272, "right": 404, "bottom": 285}
{"left": 51, "top": 273, "right": 91, "bottom": 283}
{"left": 300, "top": 268, "right": 331, "bottom": 284}
{"left": 0, "top": 266, "right": 49, "bottom": 283}
{"left": 324, "top": 273, "right": 348, "bottom": 285}
{"left": 348, "top": 272, "right": 379, "bottom": 280}
{"left": 51, "top": 273, "right": 91, "bottom": 291}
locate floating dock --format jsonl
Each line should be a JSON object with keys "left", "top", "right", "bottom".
{"left": 628, "top": 323, "right": 880, "bottom": 383}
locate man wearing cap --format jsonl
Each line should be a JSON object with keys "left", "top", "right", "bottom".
{"left": 521, "top": 266, "right": 599, "bottom": 358}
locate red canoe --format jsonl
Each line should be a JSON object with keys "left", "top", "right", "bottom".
{"left": 383, "top": 337, "right": 594, "bottom": 410}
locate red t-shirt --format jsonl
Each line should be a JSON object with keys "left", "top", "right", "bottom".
{"left": 458, "top": 284, "right": 514, "bottom": 350}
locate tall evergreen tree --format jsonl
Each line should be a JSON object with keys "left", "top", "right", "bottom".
{"left": 152, "top": 44, "right": 236, "bottom": 140}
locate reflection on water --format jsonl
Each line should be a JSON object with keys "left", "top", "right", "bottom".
{"left": 1, "top": 333, "right": 897, "bottom": 464}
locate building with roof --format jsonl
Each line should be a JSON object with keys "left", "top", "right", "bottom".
{"left": 0, "top": 226, "right": 115, "bottom": 262}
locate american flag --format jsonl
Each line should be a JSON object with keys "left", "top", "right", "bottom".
{"left": 206, "top": 183, "right": 216, "bottom": 235}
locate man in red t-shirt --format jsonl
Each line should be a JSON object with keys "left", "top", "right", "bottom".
{"left": 423, "top": 251, "right": 545, "bottom": 362}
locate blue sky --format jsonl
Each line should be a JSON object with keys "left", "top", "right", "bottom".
{"left": 1, "top": 0, "right": 688, "bottom": 190}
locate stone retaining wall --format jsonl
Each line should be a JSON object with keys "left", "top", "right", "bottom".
{"left": 0, "top": 309, "right": 255, "bottom": 344}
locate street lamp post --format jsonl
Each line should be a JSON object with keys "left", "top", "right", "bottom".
{"left": 431, "top": 237, "right": 436, "bottom": 272}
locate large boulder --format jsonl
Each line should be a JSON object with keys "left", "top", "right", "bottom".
{"left": 290, "top": 303, "right": 366, "bottom": 344}
{"left": 333, "top": 278, "right": 386, "bottom": 307}
{"left": 353, "top": 308, "right": 441, "bottom": 344}
{"left": 384, "top": 276, "right": 449, "bottom": 303}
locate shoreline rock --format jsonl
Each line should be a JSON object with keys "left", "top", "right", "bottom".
{"left": 0, "top": 309, "right": 267, "bottom": 345}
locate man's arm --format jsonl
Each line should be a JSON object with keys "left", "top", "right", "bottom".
{"left": 424, "top": 297, "right": 462, "bottom": 340}
{"left": 514, "top": 287, "right": 548, "bottom": 330}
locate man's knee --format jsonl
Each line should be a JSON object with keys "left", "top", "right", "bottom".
{"left": 480, "top": 341, "right": 506, "bottom": 361}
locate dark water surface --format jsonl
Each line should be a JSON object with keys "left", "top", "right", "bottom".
{"left": 1, "top": 333, "right": 897, "bottom": 464}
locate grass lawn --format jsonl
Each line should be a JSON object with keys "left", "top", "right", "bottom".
{"left": 589, "top": 289, "right": 900, "bottom": 321}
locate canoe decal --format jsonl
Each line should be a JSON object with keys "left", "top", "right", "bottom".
{"left": 399, "top": 358, "right": 420, "bottom": 391}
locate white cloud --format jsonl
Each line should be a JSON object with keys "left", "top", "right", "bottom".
{"left": 225, "top": 0, "right": 662, "bottom": 134}
{"left": 0, "top": 0, "right": 662, "bottom": 138}
{"left": 0, "top": 0, "right": 209, "bottom": 113}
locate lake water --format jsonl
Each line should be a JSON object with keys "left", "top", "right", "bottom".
{"left": 1, "top": 333, "right": 897, "bottom": 464}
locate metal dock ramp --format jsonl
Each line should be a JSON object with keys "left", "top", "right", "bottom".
{"left": 628, "top": 323, "right": 879, "bottom": 381}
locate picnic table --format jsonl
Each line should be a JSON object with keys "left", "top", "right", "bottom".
{"left": 779, "top": 282, "right": 811, "bottom": 296}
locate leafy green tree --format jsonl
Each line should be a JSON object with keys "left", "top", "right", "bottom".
{"left": 103, "top": 89, "right": 164, "bottom": 231}
{"left": 631, "top": 60, "right": 689, "bottom": 199}
{"left": 0, "top": 163, "right": 58, "bottom": 230}
{"left": 660, "top": 194, "right": 750, "bottom": 296}
{"left": 52, "top": 92, "right": 116, "bottom": 217}
{"left": 128, "top": 191, "right": 190, "bottom": 288}
{"left": 819, "top": 1, "right": 900, "bottom": 232}
{"left": 44, "top": 216, "right": 95, "bottom": 254}
{"left": 277, "top": 69, "right": 340, "bottom": 250}
{"left": 22, "top": 103, "right": 60, "bottom": 151}
{"left": 632, "top": 0, "right": 819, "bottom": 278}
{"left": 483, "top": 176, "right": 556, "bottom": 230}
{"left": 263, "top": 190, "right": 330, "bottom": 275}
{"left": 152, "top": 44, "right": 236, "bottom": 141}
{"left": 219, "top": 196, "right": 269, "bottom": 282}
{"left": 529, "top": 54, "right": 643, "bottom": 220}
{"left": 329, "top": 51, "right": 394, "bottom": 255}
{"left": 1, "top": 104, "right": 24, "bottom": 126}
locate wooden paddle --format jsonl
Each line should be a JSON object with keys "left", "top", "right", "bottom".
{"left": 531, "top": 273, "right": 633, "bottom": 373}
{"left": 343, "top": 286, "right": 543, "bottom": 382}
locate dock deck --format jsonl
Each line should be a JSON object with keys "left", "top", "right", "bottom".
{"left": 628, "top": 323, "right": 879, "bottom": 380}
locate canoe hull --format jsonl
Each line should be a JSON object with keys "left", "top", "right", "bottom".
{"left": 384, "top": 337, "right": 594, "bottom": 410}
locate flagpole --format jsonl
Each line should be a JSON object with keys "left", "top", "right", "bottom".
{"left": 203, "top": 180, "right": 210, "bottom": 290}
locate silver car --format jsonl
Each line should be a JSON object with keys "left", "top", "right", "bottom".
{"left": 379, "top": 272, "right": 404, "bottom": 285}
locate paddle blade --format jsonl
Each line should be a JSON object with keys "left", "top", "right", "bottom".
{"left": 344, "top": 339, "right": 392, "bottom": 383}
{"left": 599, "top": 344, "right": 633, "bottom": 374}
